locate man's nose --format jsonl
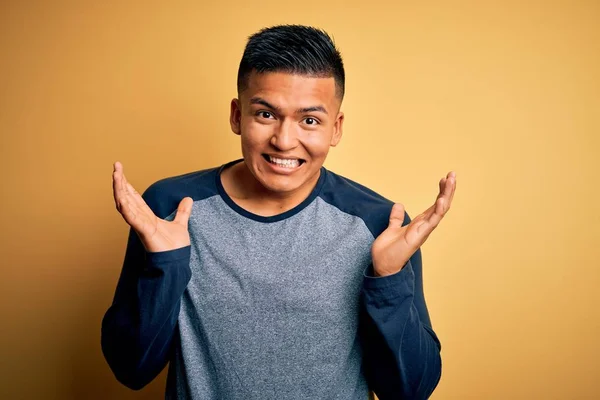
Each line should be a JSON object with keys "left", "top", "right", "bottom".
{"left": 270, "top": 119, "right": 299, "bottom": 151}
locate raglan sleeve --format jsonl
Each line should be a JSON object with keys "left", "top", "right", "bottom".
{"left": 101, "top": 189, "right": 192, "bottom": 390}
{"left": 359, "top": 213, "right": 442, "bottom": 400}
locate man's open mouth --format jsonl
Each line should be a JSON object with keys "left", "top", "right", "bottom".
{"left": 262, "top": 154, "right": 305, "bottom": 169}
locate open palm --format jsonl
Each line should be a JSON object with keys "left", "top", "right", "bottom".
{"left": 371, "top": 171, "right": 456, "bottom": 276}
{"left": 112, "top": 161, "right": 193, "bottom": 253}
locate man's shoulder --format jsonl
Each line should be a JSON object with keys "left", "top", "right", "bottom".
{"left": 322, "top": 169, "right": 393, "bottom": 204}
{"left": 320, "top": 169, "right": 395, "bottom": 238}
{"left": 142, "top": 165, "right": 220, "bottom": 219}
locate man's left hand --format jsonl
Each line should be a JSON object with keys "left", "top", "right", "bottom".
{"left": 371, "top": 171, "right": 457, "bottom": 277}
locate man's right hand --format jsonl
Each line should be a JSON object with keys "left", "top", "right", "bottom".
{"left": 112, "top": 161, "right": 193, "bottom": 253}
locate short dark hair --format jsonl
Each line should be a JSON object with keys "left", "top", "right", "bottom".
{"left": 237, "top": 25, "right": 345, "bottom": 99}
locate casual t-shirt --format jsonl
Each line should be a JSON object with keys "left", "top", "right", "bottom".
{"left": 102, "top": 159, "right": 442, "bottom": 400}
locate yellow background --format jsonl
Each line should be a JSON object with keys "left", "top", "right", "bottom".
{"left": 1, "top": 1, "right": 598, "bottom": 399}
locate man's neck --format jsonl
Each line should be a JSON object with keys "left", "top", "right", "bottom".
{"left": 220, "top": 161, "right": 319, "bottom": 217}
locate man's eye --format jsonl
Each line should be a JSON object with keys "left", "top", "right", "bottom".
{"left": 258, "top": 111, "right": 274, "bottom": 119}
{"left": 304, "top": 117, "right": 319, "bottom": 125}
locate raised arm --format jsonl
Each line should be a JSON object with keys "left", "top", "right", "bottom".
{"left": 101, "top": 162, "right": 193, "bottom": 390}
{"left": 361, "top": 171, "right": 456, "bottom": 399}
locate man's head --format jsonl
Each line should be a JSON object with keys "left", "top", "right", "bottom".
{"left": 230, "top": 25, "right": 346, "bottom": 197}
{"left": 237, "top": 25, "right": 345, "bottom": 100}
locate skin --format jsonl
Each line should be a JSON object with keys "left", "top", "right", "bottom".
{"left": 112, "top": 161, "right": 193, "bottom": 253}
{"left": 221, "top": 71, "right": 344, "bottom": 216}
{"left": 112, "top": 71, "right": 457, "bottom": 276}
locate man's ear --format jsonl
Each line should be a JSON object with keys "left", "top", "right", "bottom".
{"left": 330, "top": 112, "right": 344, "bottom": 147}
{"left": 229, "top": 98, "right": 241, "bottom": 135}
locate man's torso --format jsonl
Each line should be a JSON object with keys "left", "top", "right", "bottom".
{"left": 147, "top": 160, "right": 392, "bottom": 400}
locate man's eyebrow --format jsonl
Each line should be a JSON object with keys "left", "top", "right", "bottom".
{"left": 296, "top": 106, "right": 328, "bottom": 115}
{"left": 249, "top": 97, "right": 328, "bottom": 115}
{"left": 249, "top": 97, "right": 281, "bottom": 112}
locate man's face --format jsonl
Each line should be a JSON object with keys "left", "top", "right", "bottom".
{"left": 230, "top": 71, "right": 344, "bottom": 196}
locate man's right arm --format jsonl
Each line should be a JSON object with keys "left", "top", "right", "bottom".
{"left": 101, "top": 227, "right": 192, "bottom": 390}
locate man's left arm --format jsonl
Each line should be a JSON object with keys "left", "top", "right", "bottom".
{"left": 361, "top": 171, "right": 456, "bottom": 400}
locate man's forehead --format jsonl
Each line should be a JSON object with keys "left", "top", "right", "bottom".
{"left": 243, "top": 71, "right": 338, "bottom": 104}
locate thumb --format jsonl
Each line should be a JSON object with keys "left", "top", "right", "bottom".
{"left": 388, "top": 203, "right": 406, "bottom": 230}
{"left": 173, "top": 197, "right": 193, "bottom": 225}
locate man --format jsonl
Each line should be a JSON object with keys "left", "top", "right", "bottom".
{"left": 102, "top": 25, "right": 456, "bottom": 400}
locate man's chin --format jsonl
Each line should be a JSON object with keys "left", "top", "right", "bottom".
{"left": 248, "top": 162, "right": 321, "bottom": 197}
{"left": 258, "top": 179, "right": 302, "bottom": 195}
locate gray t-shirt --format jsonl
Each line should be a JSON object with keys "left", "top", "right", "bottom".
{"left": 101, "top": 160, "right": 442, "bottom": 400}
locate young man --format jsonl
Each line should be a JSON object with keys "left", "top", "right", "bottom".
{"left": 102, "top": 25, "right": 456, "bottom": 400}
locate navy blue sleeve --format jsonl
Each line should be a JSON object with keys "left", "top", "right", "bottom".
{"left": 101, "top": 226, "right": 192, "bottom": 390}
{"left": 101, "top": 167, "right": 218, "bottom": 389}
{"left": 360, "top": 217, "right": 442, "bottom": 399}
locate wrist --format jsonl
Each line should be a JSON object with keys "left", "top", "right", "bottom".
{"left": 372, "top": 259, "right": 408, "bottom": 277}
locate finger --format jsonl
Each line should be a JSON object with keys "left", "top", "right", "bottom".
{"left": 120, "top": 164, "right": 129, "bottom": 196}
{"left": 436, "top": 172, "right": 455, "bottom": 214}
{"left": 114, "top": 163, "right": 137, "bottom": 221}
{"left": 126, "top": 181, "right": 157, "bottom": 220}
{"left": 114, "top": 162, "right": 129, "bottom": 205}
{"left": 439, "top": 172, "right": 455, "bottom": 212}
{"left": 425, "top": 197, "right": 445, "bottom": 227}
{"left": 120, "top": 168, "right": 138, "bottom": 210}
{"left": 437, "top": 177, "right": 449, "bottom": 201}
{"left": 448, "top": 171, "right": 456, "bottom": 205}
{"left": 120, "top": 186, "right": 145, "bottom": 229}
{"left": 388, "top": 203, "right": 405, "bottom": 227}
{"left": 114, "top": 176, "right": 136, "bottom": 220}
{"left": 173, "top": 197, "right": 194, "bottom": 225}
{"left": 421, "top": 175, "right": 448, "bottom": 223}
{"left": 113, "top": 162, "right": 124, "bottom": 212}
{"left": 419, "top": 203, "right": 437, "bottom": 222}
{"left": 126, "top": 181, "right": 140, "bottom": 197}
{"left": 417, "top": 182, "right": 452, "bottom": 236}
{"left": 445, "top": 176, "right": 452, "bottom": 198}
{"left": 439, "top": 177, "right": 445, "bottom": 196}
{"left": 414, "top": 218, "right": 434, "bottom": 238}
{"left": 120, "top": 195, "right": 138, "bottom": 223}
{"left": 126, "top": 182, "right": 144, "bottom": 209}
{"left": 442, "top": 173, "right": 452, "bottom": 198}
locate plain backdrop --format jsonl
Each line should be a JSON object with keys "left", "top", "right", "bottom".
{"left": 1, "top": 1, "right": 598, "bottom": 399}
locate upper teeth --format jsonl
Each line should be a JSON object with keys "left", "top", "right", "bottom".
{"left": 269, "top": 156, "right": 300, "bottom": 168}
